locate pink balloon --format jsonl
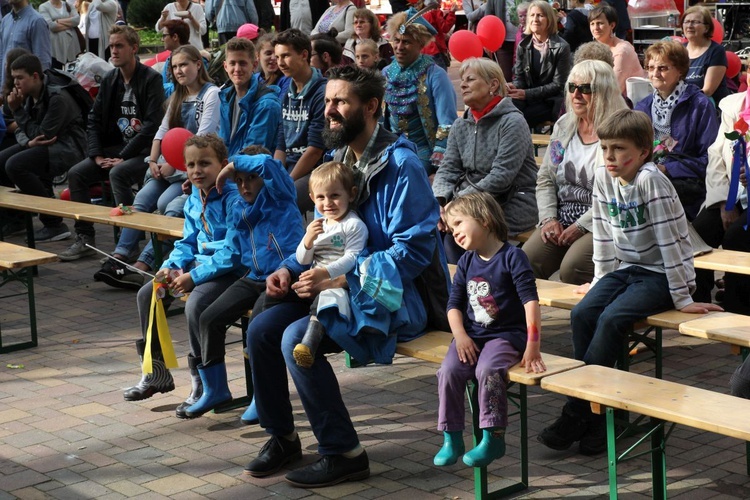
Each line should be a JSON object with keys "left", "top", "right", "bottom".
{"left": 727, "top": 51, "right": 741, "bottom": 78}
{"left": 476, "top": 15, "right": 506, "bottom": 52}
{"left": 161, "top": 127, "right": 194, "bottom": 172}
{"left": 449, "top": 30, "right": 484, "bottom": 62}
{"left": 712, "top": 18, "right": 724, "bottom": 44}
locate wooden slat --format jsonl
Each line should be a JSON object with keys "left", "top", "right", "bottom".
{"left": 531, "top": 133, "right": 551, "bottom": 147}
{"left": 646, "top": 309, "right": 710, "bottom": 330}
{"left": 536, "top": 279, "right": 582, "bottom": 309}
{"left": 79, "top": 211, "right": 184, "bottom": 238}
{"left": 679, "top": 312, "right": 750, "bottom": 347}
{"left": 0, "top": 190, "right": 111, "bottom": 219}
{"left": 541, "top": 365, "right": 750, "bottom": 442}
{"left": 0, "top": 242, "right": 59, "bottom": 269}
{"left": 694, "top": 248, "right": 750, "bottom": 276}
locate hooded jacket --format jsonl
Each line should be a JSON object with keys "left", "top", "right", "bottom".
{"left": 13, "top": 76, "right": 86, "bottom": 174}
{"left": 163, "top": 180, "right": 243, "bottom": 286}
{"left": 219, "top": 73, "right": 282, "bottom": 156}
{"left": 432, "top": 97, "right": 538, "bottom": 235}
{"left": 222, "top": 154, "right": 304, "bottom": 281}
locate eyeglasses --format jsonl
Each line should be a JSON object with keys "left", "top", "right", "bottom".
{"left": 646, "top": 64, "right": 672, "bottom": 73}
{"left": 682, "top": 20, "right": 706, "bottom": 26}
{"left": 353, "top": 19, "right": 369, "bottom": 24}
{"left": 567, "top": 82, "right": 594, "bottom": 94}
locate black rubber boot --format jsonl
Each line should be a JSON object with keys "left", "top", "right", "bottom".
{"left": 175, "top": 354, "right": 203, "bottom": 419}
{"left": 123, "top": 339, "right": 175, "bottom": 401}
{"left": 293, "top": 320, "right": 326, "bottom": 368}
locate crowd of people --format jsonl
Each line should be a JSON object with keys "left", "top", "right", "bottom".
{"left": 0, "top": 0, "right": 749, "bottom": 490}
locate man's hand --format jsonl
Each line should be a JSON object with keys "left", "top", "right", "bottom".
{"left": 303, "top": 218, "right": 324, "bottom": 249}
{"left": 292, "top": 273, "right": 344, "bottom": 299}
{"left": 266, "top": 268, "right": 292, "bottom": 298}
{"left": 28, "top": 135, "right": 57, "bottom": 148}
{"left": 7, "top": 87, "right": 23, "bottom": 111}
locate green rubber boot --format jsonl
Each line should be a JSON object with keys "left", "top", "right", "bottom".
{"left": 433, "top": 431, "right": 465, "bottom": 466}
{"left": 463, "top": 428, "right": 506, "bottom": 468}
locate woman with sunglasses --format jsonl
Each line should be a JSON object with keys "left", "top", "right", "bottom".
{"left": 521, "top": 60, "right": 626, "bottom": 284}
{"left": 433, "top": 57, "right": 538, "bottom": 263}
{"left": 634, "top": 40, "right": 718, "bottom": 220}
{"left": 682, "top": 5, "right": 729, "bottom": 105}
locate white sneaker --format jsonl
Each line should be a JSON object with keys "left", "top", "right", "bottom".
{"left": 59, "top": 234, "right": 96, "bottom": 261}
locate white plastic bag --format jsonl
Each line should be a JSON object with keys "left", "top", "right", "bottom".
{"left": 64, "top": 52, "right": 114, "bottom": 91}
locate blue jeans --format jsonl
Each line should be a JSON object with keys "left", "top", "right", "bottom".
{"left": 247, "top": 302, "right": 360, "bottom": 455}
{"left": 114, "top": 179, "right": 184, "bottom": 258}
{"left": 568, "top": 266, "right": 673, "bottom": 413}
{"left": 135, "top": 194, "right": 187, "bottom": 270}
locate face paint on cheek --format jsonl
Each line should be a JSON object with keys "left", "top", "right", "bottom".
{"left": 623, "top": 158, "right": 634, "bottom": 167}
{"left": 527, "top": 324, "right": 540, "bottom": 342}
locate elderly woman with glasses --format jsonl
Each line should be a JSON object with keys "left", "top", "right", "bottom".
{"left": 508, "top": 0, "right": 571, "bottom": 129}
{"left": 522, "top": 60, "right": 626, "bottom": 284}
{"left": 433, "top": 58, "right": 538, "bottom": 263}
{"left": 682, "top": 5, "right": 729, "bottom": 104}
{"left": 634, "top": 40, "right": 719, "bottom": 220}
{"left": 341, "top": 8, "right": 393, "bottom": 69}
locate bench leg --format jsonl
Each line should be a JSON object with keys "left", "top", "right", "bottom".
{"left": 0, "top": 267, "right": 39, "bottom": 354}
{"left": 606, "top": 408, "right": 619, "bottom": 500}
{"left": 650, "top": 417, "right": 667, "bottom": 500}
{"left": 466, "top": 381, "right": 528, "bottom": 499}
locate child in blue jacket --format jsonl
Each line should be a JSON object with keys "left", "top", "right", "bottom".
{"left": 123, "top": 134, "right": 244, "bottom": 419}
{"left": 183, "top": 146, "right": 304, "bottom": 421}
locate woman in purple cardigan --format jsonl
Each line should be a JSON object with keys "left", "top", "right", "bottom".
{"left": 634, "top": 40, "right": 719, "bottom": 220}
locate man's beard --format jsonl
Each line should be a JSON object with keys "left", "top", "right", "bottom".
{"left": 322, "top": 107, "right": 366, "bottom": 149}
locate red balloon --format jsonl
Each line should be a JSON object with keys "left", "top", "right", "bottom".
{"left": 60, "top": 187, "right": 70, "bottom": 201}
{"left": 712, "top": 18, "right": 724, "bottom": 44}
{"left": 161, "top": 127, "right": 194, "bottom": 172}
{"left": 476, "top": 15, "right": 506, "bottom": 52}
{"left": 449, "top": 30, "right": 484, "bottom": 62}
{"left": 727, "top": 51, "right": 742, "bottom": 78}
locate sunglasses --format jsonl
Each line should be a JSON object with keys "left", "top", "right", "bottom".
{"left": 567, "top": 82, "right": 594, "bottom": 94}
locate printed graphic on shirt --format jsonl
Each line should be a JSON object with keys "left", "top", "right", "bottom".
{"left": 467, "top": 277, "right": 499, "bottom": 327}
{"left": 558, "top": 160, "right": 592, "bottom": 224}
{"left": 118, "top": 84, "right": 141, "bottom": 142}
{"left": 607, "top": 199, "right": 646, "bottom": 228}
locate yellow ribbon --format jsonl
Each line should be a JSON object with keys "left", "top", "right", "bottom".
{"left": 143, "top": 281, "right": 179, "bottom": 374}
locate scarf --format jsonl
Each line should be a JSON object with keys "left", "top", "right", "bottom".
{"left": 531, "top": 34, "right": 549, "bottom": 62}
{"left": 651, "top": 80, "right": 686, "bottom": 141}
{"left": 471, "top": 95, "right": 502, "bottom": 122}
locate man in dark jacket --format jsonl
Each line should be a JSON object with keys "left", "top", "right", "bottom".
{"left": 0, "top": 54, "right": 86, "bottom": 241}
{"left": 59, "top": 25, "right": 165, "bottom": 261}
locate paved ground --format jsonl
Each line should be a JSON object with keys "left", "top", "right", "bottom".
{"left": 3, "top": 60, "right": 750, "bottom": 499}
{"left": 1, "top": 221, "right": 749, "bottom": 499}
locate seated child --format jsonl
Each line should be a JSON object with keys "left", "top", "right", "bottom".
{"left": 292, "top": 161, "right": 369, "bottom": 368}
{"left": 183, "top": 146, "right": 305, "bottom": 422}
{"left": 434, "top": 192, "right": 545, "bottom": 468}
{"left": 123, "top": 134, "right": 245, "bottom": 420}
{"left": 354, "top": 39, "right": 380, "bottom": 70}
{"left": 538, "top": 109, "right": 723, "bottom": 456}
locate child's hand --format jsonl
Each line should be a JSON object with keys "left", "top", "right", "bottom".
{"left": 680, "top": 302, "right": 724, "bottom": 314}
{"left": 299, "top": 267, "right": 330, "bottom": 284}
{"left": 575, "top": 282, "right": 590, "bottom": 294}
{"left": 154, "top": 268, "right": 171, "bottom": 283}
{"left": 454, "top": 333, "right": 480, "bottom": 365}
{"left": 521, "top": 346, "right": 546, "bottom": 373}
{"left": 215, "top": 162, "right": 235, "bottom": 194}
{"left": 169, "top": 272, "right": 194, "bottom": 295}
{"left": 266, "top": 268, "right": 291, "bottom": 297}
{"left": 303, "top": 218, "right": 325, "bottom": 249}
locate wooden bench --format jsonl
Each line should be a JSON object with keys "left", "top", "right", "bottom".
{"left": 395, "top": 330, "right": 583, "bottom": 499}
{"left": 694, "top": 248, "right": 750, "bottom": 275}
{"left": 679, "top": 312, "right": 750, "bottom": 356}
{"left": 541, "top": 364, "right": 750, "bottom": 499}
{"left": 0, "top": 242, "right": 59, "bottom": 353}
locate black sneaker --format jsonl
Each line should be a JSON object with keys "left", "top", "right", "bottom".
{"left": 1, "top": 220, "right": 26, "bottom": 237}
{"left": 94, "top": 259, "right": 145, "bottom": 291}
{"left": 285, "top": 451, "right": 370, "bottom": 488}
{"left": 579, "top": 415, "right": 608, "bottom": 456}
{"left": 34, "top": 223, "right": 71, "bottom": 242}
{"left": 538, "top": 405, "right": 589, "bottom": 451}
{"left": 244, "top": 435, "right": 302, "bottom": 478}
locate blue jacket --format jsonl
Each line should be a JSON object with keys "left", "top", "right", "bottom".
{"left": 284, "top": 130, "right": 450, "bottom": 364}
{"left": 635, "top": 83, "right": 719, "bottom": 180}
{"left": 277, "top": 68, "right": 327, "bottom": 171}
{"left": 162, "top": 181, "right": 243, "bottom": 286}
{"left": 224, "top": 154, "right": 304, "bottom": 281}
{"left": 219, "top": 73, "right": 282, "bottom": 157}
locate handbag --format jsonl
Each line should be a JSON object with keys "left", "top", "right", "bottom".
{"left": 65, "top": 3, "right": 87, "bottom": 53}
{"left": 454, "top": 171, "right": 518, "bottom": 206}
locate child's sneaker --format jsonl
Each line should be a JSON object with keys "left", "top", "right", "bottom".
{"left": 94, "top": 259, "right": 145, "bottom": 291}
{"left": 293, "top": 320, "right": 326, "bottom": 368}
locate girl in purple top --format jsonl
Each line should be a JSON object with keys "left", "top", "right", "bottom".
{"left": 434, "top": 192, "right": 546, "bottom": 469}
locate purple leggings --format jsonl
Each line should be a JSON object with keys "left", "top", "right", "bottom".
{"left": 437, "top": 338, "right": 521, "bottom": 431}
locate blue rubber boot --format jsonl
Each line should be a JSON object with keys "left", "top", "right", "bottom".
{"left": 240, "top": 396, "right": 258, "bottom": 425}
{"left": 433, "top": 431, "right": 465, "bottom": 466}
{"left": 463, "top": 429, "right": 506, "bottom": 468}
{"left": 184, "top": 363, "right": 232, "bottom": 418}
